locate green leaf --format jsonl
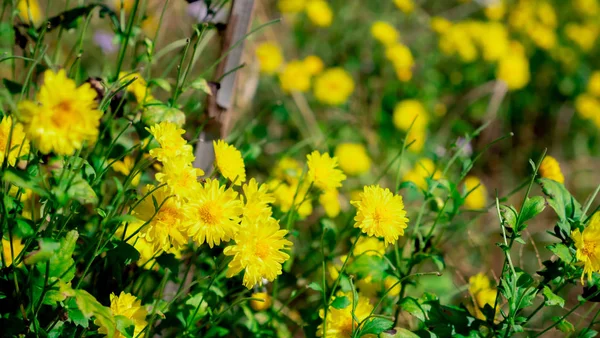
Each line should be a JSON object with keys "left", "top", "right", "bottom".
{"left": 66, "top": 175, "right": 98, "bottom": 205}
{"left": 542, "top": 286, "right": 565, "bottom": 307}
{"left": 24, "top": 238, "right": 60, "bottom": 265}
{"left": 360, "top": 317, "right": 394, "bottom": 335}
{"left": 381, "top": 328, "right": 419, "bottom": 338}
{"left": 518, "top": 196, "right": 546, "bottom": 231}
{"left": 547, "top": 243, "right": 574, "bottom": 263}
{"left": 47, "top": 230, "right": 79, "bottom": 282}
{"left": 189, "top": 78, "right": 212, "bottom": 95}
{"left": 66, "top": 298, "right": 89, "bottom": 327}
{"left": 149, "top": 78, "right": 172, "bottom": 92}
{"left": 540, "top": 178, "right": 582, "bottom": 223}
{"left": 500, "top": 205, "right": 518, "bottom": 229}
{"left": 307, "top": 282, "right": 323, "bottom": 292}
{"left": 3, "top": 79, "right": 23, "bottom": 94}
{"left": 400, "top": 297, "right": 426, "bottom": 322}
{"left": 109, "top": 241, "right": 140, "bottom": 265}
{"left": 15, "top": 218, "right": 35, "bottom": 238}
{"left": 115, "top": 315, "right": 135, "bottom": 338}
{"left": 331, "top": 296, "right": 350, "bottom": 309}
{"left": 553, "top": 316, "right": 574, "bottom": 333}
{"left": 347, "top": 254, "right": 388, "bottom": 283}
{"left": 142, "top": 105, "right": 186, "bottom": 127}
{"left": 73, "top": 289, "right": 115, "bottom": 336}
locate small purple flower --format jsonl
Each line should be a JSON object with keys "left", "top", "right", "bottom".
{"left": 93, "top": 31, "right": 118, "bottom": 54}
{"left": 456, "top": 137, "right": 473, "bottom": 157}
{"left": 187, "top": 1, "right": 228, "bottom": 23}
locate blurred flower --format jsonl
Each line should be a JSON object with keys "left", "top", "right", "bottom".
{"left": 319, "top": 189, "right": 341, "bottom": 218}
{"left": 119, "top": 71, "right": 155, "bottom": 103}
{"left": 314, "top": 68, "right": 355, "bottom": 105}
{"left": 384, "top": 275, "right": 402, "bottom": 297}
{"left": 224, "top": 216, "right": 293, "bottom": 289}
{"left": 1, "top": 236, "right": 25, "bottom": 267}
{"left": 306, "top": 0, "right": 333, "bottom": 27}
{"left": 539, "top": 155, "right": 565, "bottom": 184}
{"left": 575, "top": 0, "right": 600, "bottom": 16}
{"left": 394, "top": 0, "right": 414, "bottom": 13}
{"left": 303, "top": 55, "right": 324, "bottom": 75}
{"left": 18, "top": 69, "right": 102, "bottom": 155}
{"left": 273, "top": 156, "right": 303, "bottom": 185}
{"left": 575, "top": 94, "right": 600, "bottom": 128}
{"left": 147, "top": 121, "right": 195, "bottom": 164}
{"left": 187, "top": 179, "right": 243, "bottom": 248}
{"left": 111, "top": 156, "right": 142, "bottom": 187}
{"left": 17, "top": 0, "right": 42, "bottom": 26}
{"left": 112, "top": 0, "right": 135, "bottom": 13}
{"left": 565, "top": 22, "right": 599, "bottom": 51}
{"left": 393, "top": 99, "right": 428, "bottom": 132}
{"left": 250, "top": 292, "right": 272, "bottom": 311}
{"left": 572, "top": 212, "right": 600, "bottom": 282}
{"left": 587, "top": 72, "right": 600, "bottom": 97}
{"left": 307, "top": 150, "right": 346, "bottom": 191}
{"left": 97, "top": 292, "right": 147, "bottom": 338}
{"left": 242, "top": 178, "right": 275, "bottom": 221}
{"left": 371, "top": 21, "right": 400, "bottom": 46}
{"left": 385, "top": 43, "right": 414, "bottom": 81}
{"left": 484, "top": 0, "right": 505, "bottom": 21}
{"left": 430, "top": 17, "right": 452, "bottom": 34}
{"left": 94, "top": 31, "right": 118, "bottom": 54}
{"left": 269, "top": 179, "right": 313, "bottom": 218}
{"left": 467, "top": 273, "right": 497, "bottom": 320}
{"left": 403, "top": 158, "right": 442, "bottom": 190}
{"left": 335, "top": 143, "right": 371, "bottom": 176}
{"left": 463, "top": 176, "right": 488, "bottom": 210}
{"left": 351, "top": 185, "right": 409, "bottom": 246}
{"left": 353, "top": 236, "right": 385, "bottom": 257}
{"left": 279, "top": 60, "right": 311, "bottom": 93}
{"left": 317, "top": 292, "right": 373, "bottom": 337}
{"left": 256, "top": 42, "right": 284, "bottom": 75}
{"left": 278, "top": 0, "right": 305, "bottom": 13}
{"left": 141, "top": 15, "right": 159, "bottom": 38}
{"left": 0, "top": 116, "right": 30, "bottom": 167}
{"left": 496, "top": 43, "right": 530, "bottom": 90}
{"left": 213, "top": 140, "right": 246, "bottom": 185}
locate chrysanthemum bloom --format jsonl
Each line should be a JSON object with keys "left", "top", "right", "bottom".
{"left": 256, "top": 42, "right": 284, "bottom": 74}
{"left": 334, "top": 143, "right": 371, "bottom": 176}
{"left": 111, "top": 156, "right": 141, "bottom": 186}
{"left": 565, "top": 23, "right": 598, "bottom": 51}
{"left": 463, "top": 176, "right": 488, "bottom": 210}
{"left": 572, "top": 213, "right": 600, "bottom": 282}
{"left": 394, "top": 0, "right": 414, "bottom": 13}
{"left": 588, "top": 71, "right": 600, "bottom": 97}
{"left": 402, "top": 158, "right": 442, "bottom": 190}
{"left": 351, "top": 185, "right": 409, "bottom": 246}
{"left": 575, "top": 94, "right": 600, "bottom": 128}
{"left": 467, "top": 273, "right": 497, "bottom": 320}
{"left": 242, "top": 178, "right": 275, "bottom": 221}
{"left": 155, "top": 161, "right": 204, "bottom": 201}
{"left": 250, "top": 292, "right": 272, "bottom": 311}
{"left": 307, "top": 150, "right": 347, "bottom": 191}
{"left": 279, "top": 60, "right": 312, "bottom": 93}
{"left": 213, "top": 140, "right": 246, "bottom": 185}
{"left": 317, "top": 292, "right": 373, "bottom": 337}
{"left": 278, "top": 0, "right": 305, "bottom": 13}
{"left": 131, "top": 185, "right": 190, "bottom": 251}
{"left": 313, "top": 68, "right": 355, "bottom": 105}
{"left": 371, "top": 21, "right": 399, "bottom": 46}
{"left": 393, "top": 99, "right": 428, "bottom": 132}
{"left": 1, "top": 237, "right": 25, "bottom": 267}
{"left": 306, "top": 0, "right": 333, "bottom": 27}
{"left": 575, "top": 0, "right": 599, "bottom": 15}
{"left": 119, "top": 72, "right": 155, "bottom": 103}
{"left": 430, "top": 16, "right": 452, "bottom": 34}
{"left": 273, "top": 157, "right": 303, "bottom": 184}
{"left": 303, "top": 55, "right": 324, "bottom": 75}
{"left": 18, "top": 69, "right": 102, "bottom": 155}
{"left": 187, "top": 179, "right": 243, "bottom": 248}
{"left": 97, "top": 292, "right": 148, "bottom": 338}
{"left": 318, "top": 189, "right": 341, "bottom": 218}
{"left": 539, "top": 155, "right": 565, "bottom": 184}
{"left": 496, "top": 45, "right": 530, "bottom": 90}
{"left": 485, "top": 1, "right": 505, "bottom": 20}
{"left": 268, "top": 179, "right": 313, "bottom": 218}
{"left": 17, "top": 0, "right": 42, "bottom": 26}
{"left": 148, "top": 122, "right": 195, "bottom": 164}
{"left": 224, "top": 216, "right": 293, "bottom": 288}
{"left": 353, "top": 236, "right": 385, "bottom": 257}
{"left": 0, "top": 116, "right": 30, "bottom": 166}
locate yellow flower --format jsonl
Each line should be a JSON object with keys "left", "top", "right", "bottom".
{"left": 274, "top": 156, "right": 303, "bottom": 184}
{"left": 147, "top": 122, "right": 195, "bottom": 164}
{"left": 393, "top": 99, "right": 428, "bottom": 131}
{"left": 119, "top": 72, "right": 155, "bottom": 103}
{"left": 351, "top": 185, "right": 409, "bottom": 246}
{"left": 97, "top": 292, "right": 147, "bottom": 338}
{"left": 112, "top": 0, "right": 136, "bottom": 13}
{"left": 224, "top": 216, "right": 293, "bottom": 288}
{"left": 317, "top": 292, "right": 373, "bottom": 337}
{"left": 256, "top": 42, "right": 284, "bottom": 74}
{"left": 111, "top": 156, "right": 141, "bottom": 187}
{"left": 385, "top": 43, "right": 414, "bottom": 73}
{"left": 131, "top": 185, "right": 190, "bottom": 251}
{"left": 1, "top": 237, "right": 25, "bottom": 267}
{"left": 269, "top": 179, "right": 314, "bottom": 218}
{"left": 479, "top": 23, "right": 510, "bottom": 62}
{"left": 250, "top": 292, "right": 272, "bottom": 311}
{"left": 575, "top": 94, "right": 600, "bottom": 128}
{"left": 353, "top": 236, "right": 385, "bottom": 257}
{"left": 115, "top": 223, "right": 163, "bottom": 269}
{"left": 242, "top": 178, "right": 275, "bottom": 221}
{"left": 384, "top": 275, "right": 402, "bottom": 297}
{"left": 588, "top": 71, "right": 600, "bottom": 97}
{"left": 279, "top": 60, "right": 312, "bottom": 93}
{"left": 141, "top": 15, "right": 159, "bottom": 38}
{"left": 306, "top": 0, "right": 333, "bottom": 27}
{"left": 187, "top": 179, "right": 243, "bottom": 248}
{"left": 527, "top": 23, "right": 556, "bottom": 50}
{"left": 394, "top": 0, "right": 414, "bottom": 13}
{"left": 303, "top": 55, "right": 325, "bottom": 75}
{"left": 430, "top": 16, "right": 452, "bottom": 34}
{"left": 402, "top": 158, "right": 441, "bottom": 190}
{"left": 307, "top": 150, "right": 346, "bottom": 191}
{"left": 463, "top": 176, "right": 488, "bottom": 210}
{"left": 485, "top": 1, "right": 505, "bottom": 21}
{"left": 278, "top": 0, "right": 305, "bottom": 13}
{"left": 17, "top": 0, "right": 42, "bottom": 26}
{"left": 213, "top": 140, "right": 246, "bottom": 185}
{"left": 18, "top": 69, "right": 102, "bottom": 155}
{"left": 575, "top": 0, "right": 600, "bottom": 16}
{"left": 496, "top": 46, "right": 530, "bottom": 90}
{"left": 371, "top": 21, "right": 400, "bottom": 46}
{"left": 468, "top": 273, "right": 497, "bottom": 320}
{"left": 155, "top": 160, "right": 204, "bottom": 200}
{"left": 319, "top": 189, "right": 341, "bottom": 218}
{"left": 334, "top": 143, "right": 371, "bottom": 176}
{"left": 539, "top": 155, "right": 565, "bottom": 184}
{"left": 314, "top": 68, "right": 355, "bottom": 105}
{"left": 565, "top": 23, "right": 599, "bottom": 51}
{"left": 406, "top": 127, "right": 427, "bottom": 152}
{"left": 572, "top": 213, "right": 600, "bottom": 282}
{"left": 0, "top": 116, "right": 30, "bottom": 167}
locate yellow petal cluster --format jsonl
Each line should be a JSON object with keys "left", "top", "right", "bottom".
{"left": 467, "top": 273, "right": 497, "bottom": 320}
{"left": 463, "top": 176, "right": 488, "bottom": 210}
{"left": 539, "top": 155, "right": 565, "bottom": 184}
{"left": 97, "top": 292, "right": 148, "bottom": 338}
{"left": 572, "top": 213, "right": 600, "bottom": 282}
{"left": 317, "top": 292, "right": 373, "bottom": 337}
{"left": 307, "top": 150, "right": 346, "bottom": 191}
{"left": 0, "top": 116, "right": 30, "bottom": 167}
{"left": 313, "top": 68, "right": 355, "bottom": 105}
{"left": 213, "top": 140, "right": 246, "bottom": 185}
{"left": 334, "top": 143, "right": 371, "bottom": 176}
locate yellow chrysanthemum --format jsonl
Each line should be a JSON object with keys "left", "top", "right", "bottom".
{"left": 394, "top": 0, "right": 414, "bottom": 13}
{"left": 351, "top": 185, "right": 409, "bottom": 246}
{"left": 334, "top": 143, "right": 371, "bottom": 176}
{"left": 307, "top": 150, "right": 346, "bottom": 191}
{"left": 353, "top": 236, "right": 385, "bottom": 257}
{"left": 539, "top": 155, "right": 565, "bottom": 184}
{"left": 269, "top": 179, "right": 314, "bottom": 218}
{"left": 385, "top": 43, "right": 414, "bottom": 80}
{"left": 213, "top": 140, "right": 246, "bottom": 185}
{"left": 111, "top": 156, "right": 141, "bottom": 187}
{"left": 402, "top": 158, "right": 442, "bottom": 190}
{"left": 575, "top": 94, "right": 600, "bottom": 128}
{"left": 278, "top": 0, "right": 305, "bottom": 13}
{"left": 0, "top": 116, "right": 30, "bottom": 167}
{"left": 384, "top": 275, "right": 402, "bottom": 297}
{"left": 371, "top": 21, "right": 399, "bottom": 46}
{"left": 279, "top": 60, "right": 312, "bottom": 93}
{"left": 317, "top": 292, "right": 373, "bottom": 337}
{"left": 485, "top": 1, "right": 505, "bottom": 21}
{"left": 148, "top": 122, "right": 195, "bottom": 164}
{"left": 242, "top": 178, "right": 275, "bottom": 221}
{"left": 119, "top": 72, "right": 155, "bottom": 103}
{"left": 496, "top": 49, "right": 530, "bottom": 90}
{"left": 250, "top": 292, "right": 272, "bottom": 311}
{"left": 306, "top": 0, "right": 333, "bottom": 27}
{"left": 1, "top": 237, "right": 25, "bottom": 268}
{"left": 115, "top": 223, "right": 163, "bottom": 269}
{"left": 17, "top": 0, "right": 42, "bottom": 26}
{"left": 463, "top": 176, "right": 488, "bottom": 210}
{"left": 588, "top": 71, "right": 600, "bottom": 97}
{"left": 319, "top": 189, "right": 341, "bottom": 218}
{"left": 303, "top": 55, "right": 325, "bottom": 75}
{"left": 575, "top": 0, "right": 599, "bottom": 16}
{"left": 155, "top": 160, "right": 204, "bottom": 201}
{"left": 572, "top": 213, "right": 600, "bottom": 282}
{"left": 430, "top": 16, "right": 452, "bottom": 34}
{"left": 131, "top": 185, "right": 190, "bottom": 251}
{"left": 256, "top": 42, "right": 284, "bottom": 75}
{"left": 274, "top": 157, "right": 303, "bottom": 184}
{"left": 467, "top": 273, "right": 497, "bottom": 320}
{"left": 97, "top": 292, "right": 148, "bottom": 338}
{"left": 313, "top": 68, "right": 355, "bottom": 105}
{"left": 224, "top": 216, "right": 293, "bottom": 289}
{"left": 393, "top": 99, "right": 428, "bottom": 131}
{"left": 565, "top": 23, "right": 599, "bottom": 51}
{"left": 187, "top": 179, "right": 243, "bottom": 248}
{"left": 18, "top": 69, "right": 102, "bottom": 155}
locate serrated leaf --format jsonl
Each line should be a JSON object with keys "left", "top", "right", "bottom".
{"left": 517, "top": 196, "right": 546, "bottom": 231}
{"left": 500, "top": 205, "right": 518, "bottom": 229}
{"left": 400, "top": 297, "right": 426, "bottom": 322}
{"left": 66, "top": 298, "right": 89, "bottom": 327}
{"left": 331, "top": 296, "right": 350, "bottom": 309}
{"left": 189, "top": 78, "right": 212, "bottom": 95}
{"left": 73, "top": 290, "right": 115, "bottom": 336}
{"left": 307, "top": 282, "right": 323, "bottom": 292}
{"left": 381, "top": 327, "right": 420, "bottom": 338}
{"left": 540, "top": 178, "right": 582, "bottom": 223}
{"left": 24, "top": 238, "right": 60, "bottom": 265}
{"left": 360, "top": 317, "right": 394, "bottom": 335}
{"left": 47, "top": 230, "right": 79, "bottom": 282}
{"left": 542, "top": 286, "right": 565, "bottom": 307}
{"left": 547, "top": 243, "right": 574, "bottom": 263}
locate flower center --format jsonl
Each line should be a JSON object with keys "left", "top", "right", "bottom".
{"left": 582, "top": 240, "right": 597, "bottom": 258}
{"left": 198, "top": 203, "right": 217, "bottom": 225}
{"left": 255, "top": 241, "right": 270, "bottom": 260}
{"left": 52, "top": 100, "right": 76, "bottom": 128}
{"left": 156, "top": 206, "right": 178, "bottom": 225}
